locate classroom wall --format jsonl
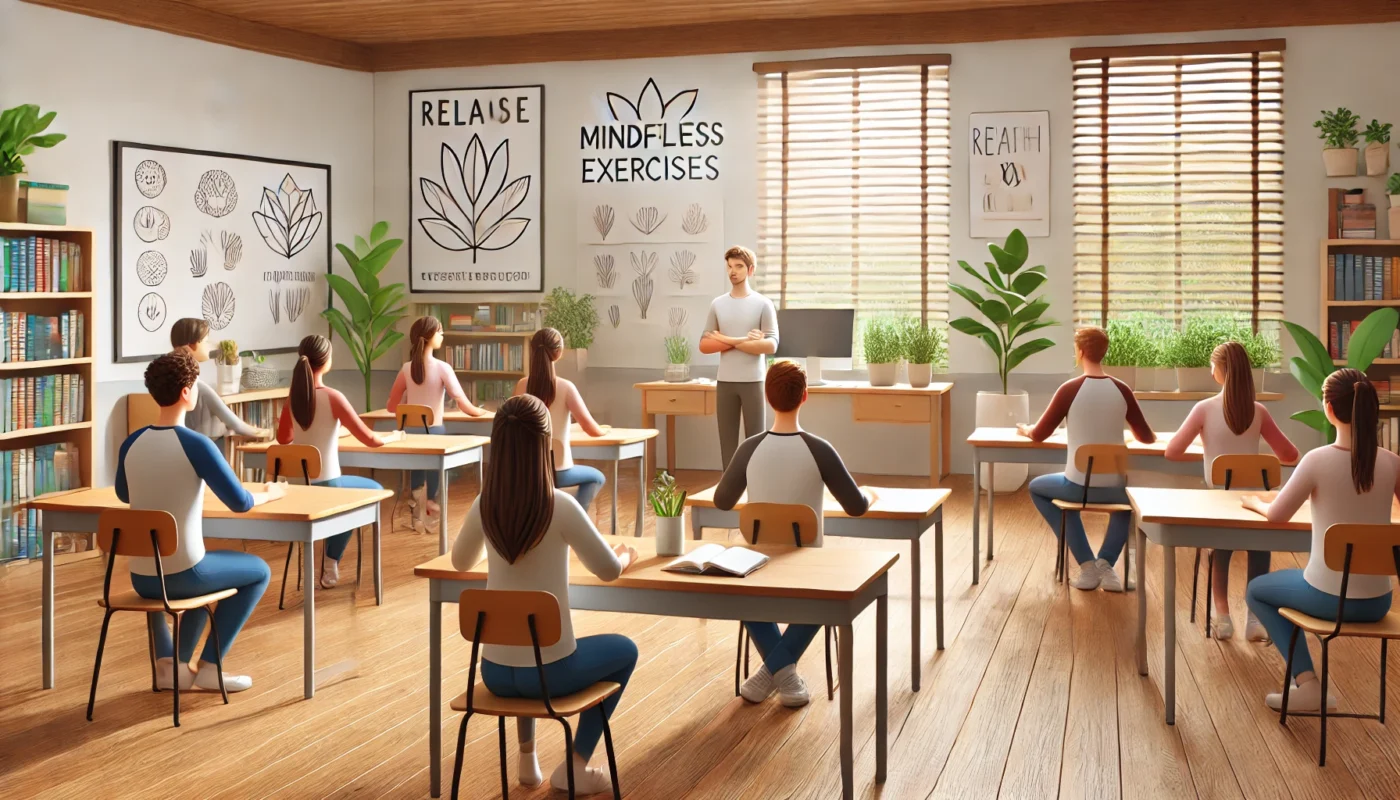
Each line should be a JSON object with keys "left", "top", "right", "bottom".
{"left": 1, "top": 0, "right": 376, "bottom": 482}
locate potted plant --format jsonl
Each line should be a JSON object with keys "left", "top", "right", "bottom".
{"left": 900, "top": 319, "right": 946, "bottom": 389}
{"left": 1232, "top": 326, "right": 1282, "bottom": 390}
{"left": 215, "top": 339, "right": 242, "bottom": 394}
{"left": 1389, "top": 173, "right": 1400, "bottom": 208}
{"left": 862, "top": 317, "right": 903, "bottom": 387}
{"left": 322, "top": 221, "right": 407, "bottom": 409}
{"left": 1101, "top": 317, "right": 1154, "bottom": 390}
{"left": 0, "top": 104, "right": 66, "bottom": 223}
{"left": 1315, "top": 107, "right": 1361, "bottom": 176}
{"left": 649, "top": 469, "right": 687, "bottom": 557}
{"left": 663, "top": 333, "right": 690, "bottom": 382}
{"left": 1284, "top": 308, "right": 1399, "bottom": 442}
{"left": 1365, "top": 119, "right": 1392, "bottom": 176}
{"left": 542, "top": 287, "right": 600, "bottom": 382}
{"left": 1165, "top": 315, "right": 1232, "bottom": 393}
{"left": 239, "top": 350, "right": 279, "bottom": 389}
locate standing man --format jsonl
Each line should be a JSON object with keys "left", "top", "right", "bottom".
{"left": 700, "top": 245, "right": 779, "bottom": 468}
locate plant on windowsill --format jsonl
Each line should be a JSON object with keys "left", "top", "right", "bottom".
{"left": 649, "top": 469, "right": 687, "bottom": 557}
{"left": 1284, "top": 308, "right": 1399, "bottom": 442}
{"left": 1100, "top": 317, "right": 1156, "bottom": 390}
{"left": 215, "top": 339, "right": 241, "bottom": 394}
{"left": 900, "top": 319, "right": 947, "bottom": 389}
{"left": 1316, "top": 107, "right": 1361, "bottom": 176}
{"left": 1231, "top": 326, "right": 1282, "bottom": 391}
{"left": 862, "top": 317, "right": 904, "bottom": 387}
{"left": 1365, "top": 119, "right": 1392, "bottom": 176}
{"left": 1163, "top": 314, "right": 1235, "bottom": 393}
{"left": 542, "top": 286, "right": 600, "bottom": 380}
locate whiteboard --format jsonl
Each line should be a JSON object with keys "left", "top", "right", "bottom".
{"left": 113, "top": 142, "right": 331, "bottom": 362}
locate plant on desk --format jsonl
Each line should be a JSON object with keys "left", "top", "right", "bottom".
{"left": 663, "top": 334, "right": 690, "bottom": 383}
{"left": 1285, "top": 307, "right": 1398, "bottom": 443}
{"left": 650, "top": 470, "right": 687, "bottom": 557}
{"left": 215, "top": 339, "right": 241, "bottom": 393}
{"left": 900, "top": 319, "right": 946, "bottom": 389}
{"left": 322, "top": 221, "right": 407, "bottom": 410}
{"left": 862, "top": 317, "right": 903, "bottom": 387}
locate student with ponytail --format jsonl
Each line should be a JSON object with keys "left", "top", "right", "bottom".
{"left": 169, "top": 318, "right": 270, "bottom": 443}
{"left": 386, "top": 316, "right": 485, "bottom": 531}
{"left": 276, "top": 334, "right": 401, "bottom": 589}
{"left": 513, "top": 328, "right": 610, "bottom": 512}
{"left": 1166, "top": 341, "right": 1299, "bottom": 640}
{"left": 1242, "top": 369, "right": 1397, "bottom": 713}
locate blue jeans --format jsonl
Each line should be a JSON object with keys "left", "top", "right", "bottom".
{"left": 1028, "top": 473, "right": 1131, "bottom": 566}
{"left": 556, "top": 465, "right": 606, "bottom": 512}
{"left": 745, "top": 622, "right": 821, "bottom": 673}
{"left": 482, "top": 634, "right": 637, "bottom": 759}
{"left": 1246, "top": 569, "right": 1392, "bottom": 677}
{"left": 314, "top": 475, "right": 383, "bottom": 560}
{"left": 408, "top": 425, "right": 448, "bottom": 501}
{"left": 131, "top": 550, "right": 271, "bottom": 664}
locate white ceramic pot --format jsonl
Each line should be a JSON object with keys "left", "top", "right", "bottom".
{"left": 976, "top": 390, "right": 1029, "bottom": 493}
{"left": 1135, "top": 367, "right": 1170, "bottom": 392}
{"left": 1102, "top": 366, "right": 1136, "bottom": 390}
{"left": 216, "top": 361, "right": 242, "bottom": 394}
{"left": 655, "top": 515, "right": 685, "bottom": 557}
{"left": 1366, "top": 142, "right": 1390, "bottom": 176}
{"left": 1323, "top": 147, "right": 1359, "bottom": 177}
{"left": 907, "top": 363, "right": 933, "bottom": 389}
{"left": 1252, "top": 368, "right": 1265, "bottom": 391}
{"left": 1176, "top": 367, "right": 1215, "bottom": 393}
{"left": 867, "top": 362, "right": 898, "bottom": 387}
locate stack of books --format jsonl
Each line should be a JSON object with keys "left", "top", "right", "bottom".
{"left": 0, "top": 442, "right": 81, "bottom": 561}
{"left": 440, "top": 304, "right": 537, "bottom": 333}
{"left": 443, "top": 343, "right": 526, "bottom": 372}
{"left": 0, "top": 236, "right": 85, "bottom": 292}
{"left": 1, "top": 374, "right": 86, "bottom": 431}
{"left": 1328, "top": 322, "right": 1400, "bottom": 360}
{"left": 1328, "top": 254, "right": 1400, "bottom": 301}
{"left": 0, "top": 311, "right": 86, "bottom": 361}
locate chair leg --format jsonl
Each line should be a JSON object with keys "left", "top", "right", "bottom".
{"left": 1280, "top": 627, "right": 1300, "bottom": 725}
{"left": 601, "top": 711, "right": 622, "bottom": 800}
{"left": 147, "top": 619, "right": 159, "bottom": 693}
{"left": 825, "top": 626, "right": 836, "bottom": 701}
{"left": 1123, "top": 530, "right": 1131, "bottom": 592}
{"left": 497, "top": 717, "right": 510, "bottom": 800}
{"left": 1190, "top": 549, "right": 1201, "bottom": 623}
{"left": 1320, "top": 639, "right": 1331, "bottom": 767}
{"left": 356, "top": 527, "right": 364, "bottom": 588}
{"left": 560, "top": 719, "right": 577, "bottom": 799}
{"left": 450, "top": 711, "right": 472, "bottom": 800}
{"left": 1382, "top": 639, "right": 1389, "bottom": 725}
{"left": 297, "top": 544, "right": 303, "bottom": 591}
{"left": 279, "top": 542, "right": 296, "bottom": 610}
{"left": 171, "top": 612, "right": 182, "bottom": 728}
{"left": 86, "top": 609, "right": 115, "bottom": 722}
{"left": 1058, "top": 511, "right": 1069, "bottom": 582}
{"left": 205, "top": 604, "right": 229, "bottom": 705}
{"left": 1205, "top": 552, "right": 1215, "bottom": 638}
{"left": 734, "top": 622, "right": 745, "bottom": 696}
{"left": 1054, "top": 513, "right": 1064, "bottom": 580}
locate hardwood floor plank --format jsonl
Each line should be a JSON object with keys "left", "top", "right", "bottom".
{"left": 998, "top": 573, "right": 1073, "bottom": 799}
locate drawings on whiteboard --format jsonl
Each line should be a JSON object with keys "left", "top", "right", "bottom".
{"left": 134, "top": 160, "right": 167, "bottom": 199}
{"left": 137, "top": 292, "right": 167, "bottom": 332}
{"left": 608, "top": 304, "right": 621, "bottom": 328}
{"left": 680, "top": 203, "right": 708, "bottom": 236}
{"left": 201, "top": 281, "right": 236, "bottom": 330}
{"left": 592, "top": 205, "right": 615, "bottom": 241}
{"left": 285, "top": 287, "right": 310, "bottom": 323}
{"left": 418, "top": 136, "right": 532, "bottom": 263}
{"left": 576, "top": 195, "right": 721, "bottom": 245}
{"left": 221, "top": 231, "right": 243, "bottom": 271}
{"left": 606, "top": 78, "right": 698, "bottom": 123}
{"left": 189, "top": 241, "right": 208, "bottom": 278}
{"left": 594, "top": 254, "right": 617, "bottom": 289}
{"left": 268, "top": 289, "right": 281, "bottom": 324}
{"left": 668, "top": 307, "right": 688, "bottom": 337}
{"left": 136, "top": 251, "right": 168, "bottom": 287}
{"left": 253, "top": 173, "right": 324, "bottom": 259}
{"left": 630, "top": 206, "right": 666, "bottom": 236}
{"left": 631, "top": 250, "right": 656, "bottom": 319}
{"left": 668, "top": 250, "right": 697, "bottom": 291}
{"left": 194, "top": 169, "right": 238, "bottom": 217}
{"left": 134, "top": 206, "right": 171, "bottom": 243}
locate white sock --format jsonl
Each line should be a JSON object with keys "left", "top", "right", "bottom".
{"left": 517, "top": 740, "right": 541, "bottom": 786}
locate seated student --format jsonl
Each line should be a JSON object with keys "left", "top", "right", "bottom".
{"left": 1166, "top": 341, "right": 1299, "bottom": 640}
{"left": 513, "top": 328, "right": 609, "bottom": 512}
{"left": 169, "top": 317, "right": 270, "bottom": 442}
{"left": 387, "top": 315, "right": 485, "bottom": 532}
{"left": 117, "top": 351, "right": 286, "bottom": 692}
{"left": 714, "top": 359, "right": 872, "bottom": 707}
{"left": 1243, "top": 369, "right": 1396, "bottom": 713}
{"left": 277, "top": 334, "right": 399, "bottom": 588}
{"left": 452, "top": 394, "right": 637, "bottom": 795}
{"left": 1017, "top": 326, "right": 1155, "bottom": 592}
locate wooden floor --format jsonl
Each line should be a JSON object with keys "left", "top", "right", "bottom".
{"left": 5, "top": 467, "right": 1400, "bottom": 799}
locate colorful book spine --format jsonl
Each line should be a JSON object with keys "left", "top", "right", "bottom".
{"left": 0, "top": 442, "right": 80, "bottom": 561}
{"left": 0, "top": 236, "right": 82, "bottom": 293}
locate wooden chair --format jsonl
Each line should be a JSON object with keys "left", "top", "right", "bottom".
{"left": 395, "top": 403, "right": 435, "bottom": 527}
{"left": 450, "top": 589, "right": 622, "bottom": 800}
{"left": 87, "top": 508, "right": 232, "bottom": 728}
{"left": 1192, "top": 454, "right": 1282, "bottom": 637}
{"left": 1051, "top": 444, "right": 1134, "bottom": 586}
{"left": 733, "top": 502, "right": 839, "bottom": 701}
{"left": 1276, "top": 523, "right": 1400, "bottom": 766}
{"left": 266, "top": 444, "right": 362, "bottom": 609}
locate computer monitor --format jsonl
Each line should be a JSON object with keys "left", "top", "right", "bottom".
{"left": 774, "top": 308, "right": 855, "bottom": 385}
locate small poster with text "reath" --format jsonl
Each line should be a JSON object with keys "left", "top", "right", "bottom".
{"left": 969, "top": 110, "right": 1050, "bottom": 239}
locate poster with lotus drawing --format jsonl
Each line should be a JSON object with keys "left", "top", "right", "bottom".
{"left": 409, "top": 85, "right": 544, "bottom": 293}
{"left": 112, "top": 142, "right": 331, "bottom": 362}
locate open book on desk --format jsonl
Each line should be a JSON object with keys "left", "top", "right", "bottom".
{"left": 662, "top": 543, "right": 769, "bottom": 577}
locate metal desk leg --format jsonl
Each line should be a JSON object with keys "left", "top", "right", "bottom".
{"left": 691, "top": 506, "right": 701, "bottom": 540}
{"left": 929, "top": 394, "right": 941, "bottom": 488}
{"left": 438, "top": 466, "right": 450, "bottom": 556}
{"left": 430, "top": 596, "right": 443, "bottom": 797}
{"left": 1164, "top": 543, "right": 1177, "bottom": 725}
{"left": 303, "top": 540, "right": 316, "bottom": 699}
{"left": 373, "top": 510, "right": 383, "bottom": 606}
{"left": 972, "top": 452, "right": 982, "bottom": 585}
{"left": 1136, "top": 526, "right": 1147, "bottom": 676}
{"left": 636, "top": 455, "right": 645, "bottom": 537}
{"left": 876, "top": 593, "right": 888, "bottom": 782}
{"left": 935, "top": 514, "right": 944, "bottom": 653}
{"left": 42, "top": 526, "right": 54, "bottom": 689}
{"left": 839, "top": 621, "right": 855, "bottom": 799}
{"left": 910, "top": 529, "right": 922, "bottom": 692}
{"left": 610, "top": 460, "right": 619, "bottom": 536}
{"left": 987, "top": 463, "right": 996, "bottom": 561}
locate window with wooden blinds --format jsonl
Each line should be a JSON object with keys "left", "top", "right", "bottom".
{"left": 754, "top": 56, "right": 951, "bottom": 360}
{"left": 1070, "top": 41, "right": 1284, "bottom": 330}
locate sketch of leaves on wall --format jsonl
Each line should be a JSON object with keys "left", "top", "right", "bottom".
{"left": 419, "top": 136, "right": 531, "bottom": 263}
{"left": 268, "top": 289, "right": 281, "bottom": 323}
{"left": 252, "top": 173, "right": 323, "bottom": 259}
{"left": 138, "top": 292, "right": 167, "bottom": 332}
{"left": 594, "top": 254, "right": 617, "bottom": 289}
{"left": 631, "top": 250, "right": 656, "bottom": 319}
{"left": 285, "top": 286, "right": 310, "bottom": 323}
{"left": 593, "top": 205, "right": 615, "bottom": 241}
{"left": 194, "top": 170, "right": 238, "bottom": 217}
{"left": 134, "top": 206, "right": 170, "bottom": 243}
{"left": 189, "top": 241, "right": 208, "bottom": 278}
{"left": 630, "top": 206, "right": 666, "bottom": 236}
{"left": 669, "top": 250, "right": 697, "bottom": 291}
{"left": 136, "top": 251, "right": 168, "bottom": 287}
{"left": 608, "top": 304, "right": 620, "bottom": 328}
{"left": 681, "top": 203, "right": 708, "bottom": 236}
{"left": 221, "top": 231, "right": 243, "bottom": 271}
{"left": 668, "top": 307, "right": 688, "bottom": 337}
{"left": 201, "top": 281, "right": 236, "bottom": 330}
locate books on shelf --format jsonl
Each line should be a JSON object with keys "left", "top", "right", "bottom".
{"left": 444, "top": 342, "right": 525, "bottom": 373}
{"left": 1, "top": 374, "right": 86, "bottom": 432}
{"left": 1328, "top": 254, "right": 1400, "bottom": 302}
{"left": 0, "top": 442, "right": 81, "bottom": 561}
{"left": 0, "top": 236, "right": 85, "bottom": 293}
{"left": 469, "top": 380, "right": 515, "bottom": 405}
{"left": 427, "top": 303, "right": 537, "bottom": 333}
{"left": 663, "top": 543, "right": 770, "bottom": 577}
{"left": 1328, "top": 323, "right": 1400, "bottom": 360}
{"left": 0, "top": 311, "right": 86, "bottom": 361}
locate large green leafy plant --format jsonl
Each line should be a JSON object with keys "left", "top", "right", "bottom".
{"left": 949, "top": 229, "right": 1057, "bottom": 394}
{"left": 542, "top": 287, "right": 599, "bottom": 350}
{"left": 322, "top": 221, "right": 407, "bottom": 409}
{"left": 1284, "top": 308, "right": 1398, "bottom": 441}
{"left": 0, "top": 104, "right": 66, "bottom": 176}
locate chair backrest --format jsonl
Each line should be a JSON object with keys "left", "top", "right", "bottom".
{"left": 396, "top": 403, "right": 435, "bottom": 434}
{"left": 1071, "top": 443, "right": 1131, "bottom": 479}
{"left": 97, "top": 508, "right": 179, "bottom": 557}
{"left": 1322, "top": 524, "right": 1400, "bottom": 577}
{"left": 738, "top": 502, "right": 820, "bottom": 547}
{"left": 1211, "top": 453, "right": 1282, "bottom": 491}
{"left": 267, "top": 444, "right": 321, "bottom": 484}
{"left": 458, "top": 589, "right": 563, "bottom": 647}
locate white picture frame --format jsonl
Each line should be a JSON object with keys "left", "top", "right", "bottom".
{"left": 968, "top": 110, "right": 1050, "bottom": 239}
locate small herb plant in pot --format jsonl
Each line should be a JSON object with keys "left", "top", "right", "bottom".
{"left": 1101, "top": 317, "right": 1155, "bottom": 390}
{"left": 649, "top": 469, "right": 687, "bottom": 556}
{"left": 1365, "top": 119, "right": 1392, "bottom": 176}
{"left": 901, "top": 319, "right": 946, "bottom": 389}
{"left": 215, "top": 339, "right": 241, "bottom": 394}
{"left": 542, "top": 287, "right": 600, "bottom": 380}
{"left": 1316, "top": 107, "right": 1361, "bottom": 176}
{"left": 663, "top": 334, "right": 690, "bottom": 382}
{"left": 862, "top": 317, "right": 903, "bottom": 387}
{"left": 1165, "top": 315, "right": 1233, "bottom": 392}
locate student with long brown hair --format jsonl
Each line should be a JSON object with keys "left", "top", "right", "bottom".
{"left": 452, "top": 395, "right": 637, "bottom": 794}
{"left": 1242, "top": 369, "right": 1397, "bottom": 713}
{"left": 1166, "top": 340, "right": 1299, "bottom": 640}
{"left": 168, "top": 317, "right": 270, "bottom": 442}
{"left": 386, "top": 316, "right": 485, "bottom": 531}
{"left": 513, "top": 327, "right": 610, "bottom": 511}
{"left": 276, "top": 334, "right": 401, "bottom": 589}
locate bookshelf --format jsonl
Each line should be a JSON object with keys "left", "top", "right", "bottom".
{"left": 0, "top": 223, "right": 96, "bottom": 564}
{"left": 1320, "top": 238, "right": 1400, "bottom": 417}
{"left": 415, "top": 301, "right": 540, "bottom": 408}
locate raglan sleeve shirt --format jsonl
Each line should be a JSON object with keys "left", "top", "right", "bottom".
{"left": 1028, "top": 375, "right": 1154, "bottom": 444}
{"left": 713, "top": 433, "right": 763, "bottom": 510}
{"left": 198, "top": 379, "right": 260, "bottom": 437}
{"left": 176, "top": 427, "right": 255, "bottom": 512}
{"left": 327, "top": 387, "right": 382, "bottom": 446}
{"left": 803, "top": 432, "right": 871, "bottom": 516}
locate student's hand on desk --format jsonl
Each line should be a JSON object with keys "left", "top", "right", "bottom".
{"left": 253, "top": 427, "right": 273, "bottom": 440}
{"left": 1014, "top": 423, "right": 1034, "bottom": 439}
{"left": 252, "top": 480, "right": 288, "bottom": 506}
{"left": 613, "top": 544, "right": 638, "bottom": 571}
{"left": 1241, "top": 493, "right": 1275, "bottom": 516}
{"left": 862, "top": 487, "right": 879, "bottom": 505}
{"left": 378, "top": 430, "right": 405, "bottom": 444}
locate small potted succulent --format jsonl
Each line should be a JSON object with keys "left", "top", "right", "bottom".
{"left": 1101, "top": 317, "right": 1155, "bottom": 390}
{"left": 649, "top": 469, "right": 687, "bottom": 557}
{"left": 1316, "top": 107, "right": 1361, "bottom": 177}
{"left": 862, "top": 317, "right": 903, "bottom": 387}
{"left": 1365, "top": 120, "right": 1392, "bottom": 176}
{"left": 1165, "top": 315, "right": 1233, "bottom": 393}
{"left": 663, "top": 333, "right": 690, "bottom": 382}
{"left": 215, "top": 339, "right": 242, "bottom": 394}
{"left": 900, "top": 319, "right": 946, "bottom": 389}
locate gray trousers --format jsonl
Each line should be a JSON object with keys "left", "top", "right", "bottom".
{"left": 717, "top": 380, "right": 767, "bottom": 468}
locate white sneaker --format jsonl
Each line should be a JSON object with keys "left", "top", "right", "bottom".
{"left": 155, "top": 659, "right": 194, "bottom": 691}
{"left": 740, "top": 664, "right": 775, "bottom": 703}
{"left": 774, "top": 664, "right": 810, "bottom": 708}
{"left": 1265, "top": 679, "right": 1337, "bottom": 712}
{"left": 1096, "top": 559, "right": 1124, "bottom": 592}
{"left": 549, "top": 759, "right": 613, "bottom": 795}
{"left": 320, "top": 557, "right": 340, "bottom": 589}
{"left": 1245, "top": 615, "right": 1271, "bottom": 643}
{"left": 1072, "top": 561, "right": 1103, "bottom": 591}
{"left": 517, "top": 751, "right": 542, "bottom": 787}
{"left": 195, "top": 662, "right": 252, "bottom": 692}
{"left": 1212, "top": 614, "right": 1235, "bottom": 640}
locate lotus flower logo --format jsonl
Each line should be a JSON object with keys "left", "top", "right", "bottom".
{"left": 418, "top": 136, "right": 532, "bottom": 263}
{"left": 607, "top": 78, "right": 698, "bottom": 123}
{"left": 252, "top": 174, "right": 323, "bottom": 259}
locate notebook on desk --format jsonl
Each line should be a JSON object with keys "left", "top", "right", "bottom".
{"left": 663, "top": 543, "right": 768, "bottom": 577}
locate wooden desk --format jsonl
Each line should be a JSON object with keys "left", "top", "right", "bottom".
{"left": 1126, "top": 488, "right": 1395, "bottom": 725}
{"left": 31, "top": 483, "right": 391, "bottom": 699}
{"left": 416, "top": 535, "right": 897, "bottom": 799}
{"left": 635, "top": 380, "right": 953, "bottom": 485}
{"left": 239, "top": 434, "right": 487, "bottom": 555}
{"left": 686, "top": 485, "right": 948, "bottom": 690}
